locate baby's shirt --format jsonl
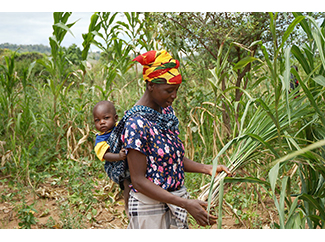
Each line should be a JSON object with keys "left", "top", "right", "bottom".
{"left": 94, "top": 129, "right": 114, "bottom": 161}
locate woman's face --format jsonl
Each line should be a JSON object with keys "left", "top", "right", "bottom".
{"left": 151, "top": 83, "right": 180, "bottom": 109}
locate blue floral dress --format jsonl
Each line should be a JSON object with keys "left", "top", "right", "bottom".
{"left": 122, "top": 106, "right": 185, "bottom": 192}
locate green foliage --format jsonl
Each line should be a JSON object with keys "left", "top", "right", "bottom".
{"left": 63, "top": 44, "right": 82, "bottom": 65}
{"left": 18, "top": 201, "right": 38, "bottom": 229}
{"left": 12, "top": 52, "right": 44, "bottom": 76}
{"left": 1, "top": 11, "right": 325, "bottom": 229}
{"left": 195, "top": 13, "right": 325, "bottom": 229}
{"left": 224, "top": 185, "right": 261, "bottom": 228}
{"left": 0, "top": 52, "right": 20, "bottom": 140}
{"left": 0, "top": 43, "right": 51, "bottom": 54}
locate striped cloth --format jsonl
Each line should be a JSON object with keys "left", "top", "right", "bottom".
{"left": 127, "top": 186, "right": 189, "bottom": 229}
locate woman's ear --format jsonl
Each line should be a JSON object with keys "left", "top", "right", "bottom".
{"left": 147, "top": 81, "right": 155, "bottom": 92}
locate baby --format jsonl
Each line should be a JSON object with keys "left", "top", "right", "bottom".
{"left": 93, "top": 100, "right": 130, "bottom": 214}
{"left": 93, "top": 100, "right": 126, "bottom": 162}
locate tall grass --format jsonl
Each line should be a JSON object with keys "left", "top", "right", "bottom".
{"left": 197, "top": 13, "right": 325, "bottom": 229}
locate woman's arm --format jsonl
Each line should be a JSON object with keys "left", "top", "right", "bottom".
{"left": 183, "top": 156, "right": 211, "bottom": 174}
{"left": 183, "top": 156, "right": 232, "bottom": 177}
{"left": 127, "top": 149, "right": 217, "bottom": 226}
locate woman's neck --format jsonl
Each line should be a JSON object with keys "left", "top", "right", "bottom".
{"left": 135, "top": 93, "right": 161, "bottom": 113}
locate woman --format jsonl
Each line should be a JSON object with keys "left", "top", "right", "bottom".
{"left": 122, "top": 50, "right": 231, "bottom": 229}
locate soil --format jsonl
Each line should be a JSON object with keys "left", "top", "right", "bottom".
{"left": 0, "top": 178, "right": 277, "bottom": 229}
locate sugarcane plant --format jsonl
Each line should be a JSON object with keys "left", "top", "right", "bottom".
{"left": 201, "top": 13, "right": 325, "bottom": 229}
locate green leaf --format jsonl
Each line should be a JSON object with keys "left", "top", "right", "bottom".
{"left": 92, "top": 208, "right": 97, "bottom": 216}
{"left": 313, "top": 75, "right": 325, "bottom": 87}
{"left": 269, "top": 162, "right": 280, "bottom": 194}
{"left": 293, "top": 12, "right": 312, "bottom": 40}
{"left": 269, "top": 12, "right": 276, "bottom": 40}
{"left": 245, "top": 133, "right": 280, "bottom": 158}
{"left": 306, "top": 15, "right": 325, "bottom": 42}
{"left": 239, "top": 99, "right": 253, "bottom": 135}
{"left": 283, "top": 47, "right": 291, "bottom": 92}
{"left": 233, "top": 56, "right": 260, "bottom": 70}
{"left": 268, "top": 139, "right": 325, "bottom": 169}
{"left": 279, "top": 176, "right": 288, "bottom": 228}
{"left": 291, "top": 45, "right": 312, "bottom": 74}
{"left": 117, "top": 21, "right": 130, "bottom": 30}
{"left": 292, "top": 67, "right": 325, "bottom": 126}
{"left": 224, "top": 177, "right": 270, "bottom": 187}
{"left": 275, "top": 15, "right": 305, "bottom": 59}
{"left": 283, "top": 47, "right": 291, "bottom": 124}
{"left": 255, "top": 98, "right": 279, "bottom": 132}
{"left": 88, "top": 12, "right": 100, "bottom": 31}
{"left": 280, "top": 15, "right": 305, "bottom": 51}
{"left": 312, "top": 29, "right": 325, "bottom": 71}
{"left": 300, "top": 194, "right": 325, "bottom": 219}
{"left": 287, "top": 196, "right": 299, "bottom": 221}
{"left": 217, "top": 178, "right": 224, "bottom": 229}
{"left": 53, "top": 22, "right": 75, "bottom": 38}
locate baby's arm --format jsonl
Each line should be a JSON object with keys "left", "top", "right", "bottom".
{"left": 103, "top": 148, "right": 127, "bottom": 162}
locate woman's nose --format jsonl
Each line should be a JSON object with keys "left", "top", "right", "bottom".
{"left": 171, "top": 90, "right": 177, "bottom": 99}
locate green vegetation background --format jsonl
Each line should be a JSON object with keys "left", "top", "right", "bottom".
{"left": 1, "top": 12, "right": 325, "bottom": 229}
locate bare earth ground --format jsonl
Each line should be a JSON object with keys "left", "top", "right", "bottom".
{"left": 0, "top": 179, "right": 277, "bottom": 229}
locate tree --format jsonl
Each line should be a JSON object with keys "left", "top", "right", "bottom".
{"left": 147, "top": 12, "right": 324, "bottom": 138}
{"left": 64, "top": 44, "right": 82, "bottom": 65}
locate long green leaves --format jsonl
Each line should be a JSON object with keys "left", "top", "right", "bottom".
{"left": 200, "top": 13, "right": 325, "bottom": 229}
{"left": 0, "top": 53, "right": 19, "bottom": 120}
{"left": 81, "top": 12, "right": 101, "bottom": 68}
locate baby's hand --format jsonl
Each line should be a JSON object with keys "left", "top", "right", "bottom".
{"left": 119, "top": 148, "right": 127, "bottom": 160}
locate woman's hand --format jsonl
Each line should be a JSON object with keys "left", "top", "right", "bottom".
{"left": 184, "top": 199, "right": 217, "bottom": 226}
{"left": 209, "top": 165, "right": 232, "bottom": 177}
{"left": 183, "top": 157, "right": 232, "bottom": 177}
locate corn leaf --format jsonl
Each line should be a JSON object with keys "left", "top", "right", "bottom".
{"left": 313, "top": 75, "right": 325, "bottom": 87}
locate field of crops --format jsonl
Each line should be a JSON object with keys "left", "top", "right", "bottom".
{"left": 1, "top": 12, "right": 325, "bottom": 229}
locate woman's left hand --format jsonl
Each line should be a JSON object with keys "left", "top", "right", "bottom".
{"left": 209, "top": 165, "right": 232, "bottom": 177}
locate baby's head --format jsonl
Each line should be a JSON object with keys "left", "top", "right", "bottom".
{"left": 93, "top": 100, "right": 118, "bottom": 133}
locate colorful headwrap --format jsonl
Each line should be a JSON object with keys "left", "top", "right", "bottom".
{"left": 133, "top": 50, "right": 182, "bottom": 84}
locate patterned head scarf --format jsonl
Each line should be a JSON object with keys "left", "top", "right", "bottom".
{"left": 133, "top": 50, "right": 182, "bottom": 84}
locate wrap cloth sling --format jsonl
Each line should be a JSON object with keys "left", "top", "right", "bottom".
{"left": 104, "top": 105, "right": 180, "bottom": 187}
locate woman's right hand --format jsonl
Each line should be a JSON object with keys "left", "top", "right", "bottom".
{"left": 184, "top": 199, "right": 217, "bottom": 226}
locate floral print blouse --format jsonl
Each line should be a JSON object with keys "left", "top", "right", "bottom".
{"left": 122, "top": 106, "right": 185, "bottom": 192}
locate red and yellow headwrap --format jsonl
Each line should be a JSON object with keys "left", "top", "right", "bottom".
{"left": 133, "top": 50, "right": 182, "bottom": 84}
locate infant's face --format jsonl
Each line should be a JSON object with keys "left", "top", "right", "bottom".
{"left": 93, "top": 105, "right": 117, "bottom": 133}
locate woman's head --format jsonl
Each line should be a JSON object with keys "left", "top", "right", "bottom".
{"left": 133, "top": 50, "right": 182, "bottom": 109}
